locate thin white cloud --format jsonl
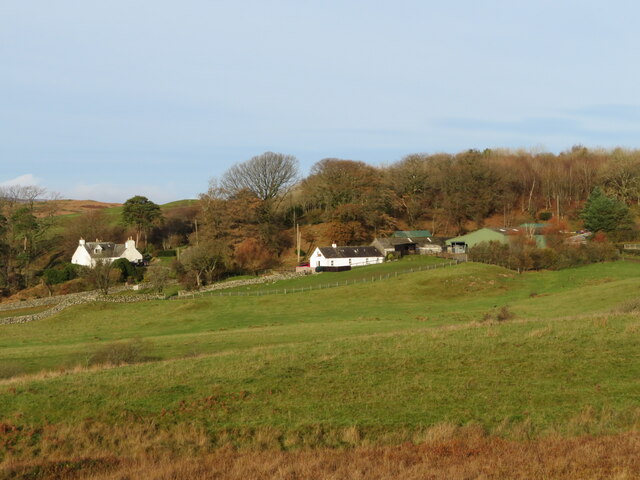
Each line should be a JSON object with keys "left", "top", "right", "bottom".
{"left": 0, "top": 174, "right": 40, "bottom": 187}
{"left": 67, "top": 183, "right": 179, "bottom": 204}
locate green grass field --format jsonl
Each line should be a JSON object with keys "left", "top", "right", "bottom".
{"left": 0, "top": 259, "right": 639, "bottom": 463}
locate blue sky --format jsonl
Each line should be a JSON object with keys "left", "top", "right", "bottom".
{"left": 2, "top": 1, "right": 640, "bottom": 202}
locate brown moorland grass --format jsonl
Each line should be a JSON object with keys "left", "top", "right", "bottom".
{"left": 2, "top": 430, "right": 639, "bottom": 480}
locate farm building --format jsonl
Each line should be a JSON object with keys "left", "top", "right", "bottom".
{"left": 372, "top": 236, "right": 443, "bottom": 256}
{"left": 372, "top": 237, "right": 418, "bottom": 257}
{"left": 445, "top": 227, "right": 546, "bottom": 253}
{"left": 71, "top": 238, "right": 144, "bottom": 268}
{"left": 416, "top": 236, "right": 445, "bottom": 254}
{"left": 310, "top": 244, "right": 384, "bottom": 270}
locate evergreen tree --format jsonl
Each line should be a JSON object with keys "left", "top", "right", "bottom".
{"left": 581, "top": 187, "right": 634, "bottom": 233}
{"left": 122, "top": 196, "right": 162, "bottom": 248}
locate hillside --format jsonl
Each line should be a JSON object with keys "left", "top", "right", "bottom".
{"left": 33, "top": 199, "right": 122, "bottom": 217}
{"left": 1, "top": 260, "right": 639, "bottom": 478}
{"left": 40, "top": 198, "right": 199, "bottom": 219}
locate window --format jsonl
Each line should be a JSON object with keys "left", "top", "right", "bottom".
{"left": 348, "top": 258, "right": 352, "bottom": 265}
{"left": 330, "top": 260, "right": 334, "bottom": 266}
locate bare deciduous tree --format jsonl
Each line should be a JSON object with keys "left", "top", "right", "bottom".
{"left": 220, "top": 152, "right": 299, "bottom": 202}
{"left": 85, "top": 260, "right": 118, "bottom": 295}
{"left": 145, "top": 266, "right": 172, "bottom": 293}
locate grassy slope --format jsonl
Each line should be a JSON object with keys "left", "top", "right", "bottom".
{"left": 1, "top": 261, "right": 638, "bottom": 374}
{"left": 2, "top": 313, "right": 638, "bottom": 434}
{"left": 0, "top": 260, "right": 639, "bottom": 452}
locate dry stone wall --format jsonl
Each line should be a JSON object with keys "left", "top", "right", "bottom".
{"left": 2, "top": 272, "right": 309, "bottom": 324}
{"left": 178, "top": 271, "right": 309, "bottom": 296}
{"left": 0, "top": 285, "right": 132, "bottom": 312}
{"left": 0, "top": 291, "right": 162, "bottom": 325}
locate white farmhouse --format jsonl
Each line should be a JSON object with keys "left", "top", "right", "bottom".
{"left": 310, "top": 244, "right": 384, "bottom": 269}
{"left": 71, "top": 238, "right": 144, "bottom": 268}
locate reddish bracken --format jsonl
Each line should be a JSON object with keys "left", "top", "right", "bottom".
{"left": 3, "top": 432, "right": 639, "bottom": 480}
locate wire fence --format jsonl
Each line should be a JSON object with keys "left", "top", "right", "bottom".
{"left": 171, "top": 259, "right": 464, "bottom": 300}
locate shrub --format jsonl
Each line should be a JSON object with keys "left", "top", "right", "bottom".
{"left": 469, "top": 241, "right": 509, "bottom": 265}
{"left": 0, "top": 362, "right": 25, "bottom": 379}
{"left": 179, "top": 270, "right": 199, "bottom": 290}
{"left": 145, "top": 266, "right": 172, "bottom": 293}
{"left": 89, "top": 339, "right": 153, "bottom": 366}
{"left": 57, "top": 277, "right": 90, "bottom": 295}
{"left": 157, "top": 250, "right": 177, "bottom": 257}
{"left": 480, "top": 306, "right": 515, "bottom": 322}
{"left": 538, "top": 211, "right": 553, "bottom": 221}
{"left": 496, "top": 306, "right": 515, "bottom": 322}
{"left": 42, "top": 263, "right": 79, "bottom": 285}
{"left": 529, "top": 248, "right": 557, "bottom": 270}
{"left": 235, "top": 238, "right": 275, "bottom": 275}
{"left": 613, "top": 298, "right": 640, "bottom": 313}
{"left": 112, "top": 258, "right": 144, "bottom": 282}
{"left": 471, "top": 238, "right": 619, "bottom": 272}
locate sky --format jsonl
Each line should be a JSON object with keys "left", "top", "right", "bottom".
{"left": 2, "top": 0, "right": 640, "bottom": 203}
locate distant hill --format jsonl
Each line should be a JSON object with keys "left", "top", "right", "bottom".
{"left": 34, "top": 199, "right": 199, "bottom": 218}
{"left": 33, "top": 199, "right": 121, "bottom": 217}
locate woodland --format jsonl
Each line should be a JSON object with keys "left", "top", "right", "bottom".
{"left": 1, "top": 146, "right": 639, "bottom": 296}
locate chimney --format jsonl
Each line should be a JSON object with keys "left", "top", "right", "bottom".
{"left": 79, "top": 238, "right": 85, "bottom": 246}
{"left": 125, "top": 237, "right": 136, "bottom": 249}
{"left": 331, "top": 242, "right": 337, "bottom": 248}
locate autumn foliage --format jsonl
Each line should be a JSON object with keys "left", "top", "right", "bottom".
{"left": 233, "top": 238, "right": 274, "bottom": 274}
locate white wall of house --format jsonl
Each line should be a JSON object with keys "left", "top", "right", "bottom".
{"left": 122, "top": 239, "right": 144, "bottom": 263}
{"left": 71, "top": 238, "right": 143, "bottom": 268}
{"left": 310, "top": 248, "right": 384, "bottom": 268}
{"left": 71, "top": 240, "right": 94, "bottom": 267}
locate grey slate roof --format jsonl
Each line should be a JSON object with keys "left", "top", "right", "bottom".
{"left": 84, "top": 242, "right": 126, "bottom": 259}
{"left": 373, "top": 237, "right": 416, "bottom": 249}
{"left": 420, "top": 236, "right": 448, "bottom": 246}
{"left": 374, "top": 236, "right": 447, "bottom": 249}
{"left": 318, "top": 246, "right": 383, "bottom": 258}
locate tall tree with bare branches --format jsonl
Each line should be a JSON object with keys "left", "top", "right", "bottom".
{"left": 221, "top": 152, "right": 299, "bottom": 202}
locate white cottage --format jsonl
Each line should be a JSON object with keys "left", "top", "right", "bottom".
{"left": 71, "top": 238, "right": 144, "bottom": 268}
{"left": 310, "top": 244, "right": 384, "bottom": 269}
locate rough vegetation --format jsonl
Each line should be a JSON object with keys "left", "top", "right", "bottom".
{"left": 1, "top": 260, "right": 639, "bottom": 478}
{"left": 1, "top": 147, "right": 640, "bottom": 478}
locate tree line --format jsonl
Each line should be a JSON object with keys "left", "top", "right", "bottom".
{"left": 199, "top": 147, "right": 640, "bottom": 244}
{"left": 1, "top": 146, "right": 639, "bottom": 295}
{"left": 189, "top": 147, "right": 639, "bottom": 286}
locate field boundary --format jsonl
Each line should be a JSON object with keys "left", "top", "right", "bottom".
{"left": 171, "top": 259, "right": 464, "bottom": 300}
{"left": 1, "top": 259, "right": 464, "bottom": 323}
{"left": 0, "top": 293, "right": 163, "bottom": 326}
